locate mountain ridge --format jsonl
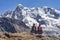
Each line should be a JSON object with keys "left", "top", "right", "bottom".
{"left": 0, "top": 4, "right": 60, "bottom": 38}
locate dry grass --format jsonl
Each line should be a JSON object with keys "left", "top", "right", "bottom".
{"left": 0, "top": 32, "right": 59, "bottom": 40}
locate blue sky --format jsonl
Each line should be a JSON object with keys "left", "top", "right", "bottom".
{"left": 0, "top": 0, "right": 60, "bottom": 14}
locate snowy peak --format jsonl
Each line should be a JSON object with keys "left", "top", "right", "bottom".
{"left": 3, "top": 4, "right": 60, "bottom": 21}
{"left": 18, "top": 4, "right": 23, "bottom": 6}
{"left": 17, "top": 4, "right": 24, "bottom": 9}
{"left": 15, "top": 4, "right": 24, "bottom": 12}
{"left": 1, "top": 4, "right": 60, "bottom": 38}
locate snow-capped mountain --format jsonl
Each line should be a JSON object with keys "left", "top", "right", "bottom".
{"left": 2, "top": 4, "right": 60, "bottom": 37}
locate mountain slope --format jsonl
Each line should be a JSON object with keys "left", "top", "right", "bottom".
{"left": 0, "top": 17, "right": 30, "bottom": 33}
{"left": 1, "top": 4, "right": 60, "bottom": 37}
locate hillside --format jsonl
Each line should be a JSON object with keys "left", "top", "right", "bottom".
{"left": 0, "top": 32, "right": 59, "bottom": 40}
{"left": 0, "top": 4, "right": 60, "bottom": 38}
{"left": 0, "top": 17, "right": 30, "bottom": 33}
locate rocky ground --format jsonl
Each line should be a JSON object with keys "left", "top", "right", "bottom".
{"left": 0, "top": 32, "right": 59, "bottom": 40}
